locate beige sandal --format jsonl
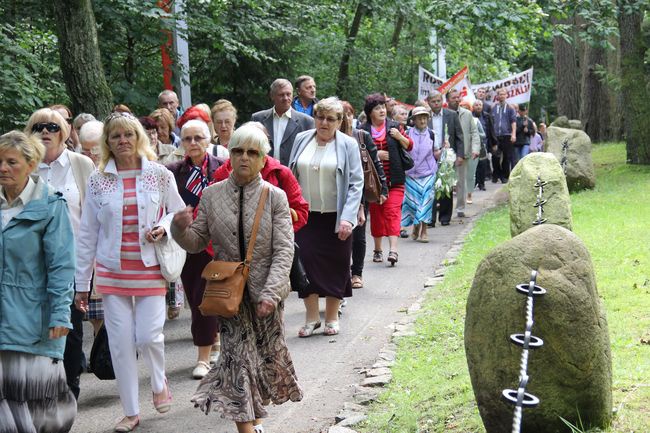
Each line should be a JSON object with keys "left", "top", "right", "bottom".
{"left": 351, "top": 275, "right": 363, "bottom": 289}
{"left": 114, "top": 416, "right": 139, "bottom": 432}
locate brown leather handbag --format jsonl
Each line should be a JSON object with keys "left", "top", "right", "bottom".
{"left": 199, "top": 185, "right": 269, "bottom": 318}
{"left": 356, "top": 130, "right": 382, "bottom": 203}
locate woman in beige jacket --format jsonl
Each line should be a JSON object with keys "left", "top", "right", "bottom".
{"left": 171, "top": 123, "right": 302, "bottom": 433}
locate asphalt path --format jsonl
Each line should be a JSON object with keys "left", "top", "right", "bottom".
{"left": 70, "top": 182, "right": 502, "bottom": 433}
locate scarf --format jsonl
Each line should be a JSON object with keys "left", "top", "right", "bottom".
{"left": 185, "top": 154, "right": 209, "bottom": 208}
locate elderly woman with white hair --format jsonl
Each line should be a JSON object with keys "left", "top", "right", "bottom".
{"left": 75, "top": 112, "right": 185, "bottom": 432}
{"left": 172, "top": 122, "right": 301, "bottom": 433}
{"left": 165, "top": 119, "right": 225, "bottom": 379}
{"left": 79, "top": 120, "right": 104, "bottom": 166}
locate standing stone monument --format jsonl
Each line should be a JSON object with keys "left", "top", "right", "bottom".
{"left": 465, "top": 224, "right": 612, "bottom": 433}
{"left": 508, "top": 152, "right": 572, "bottom": 237}
{"left": 546, "top": 126, "right": 596, "bottom": 191}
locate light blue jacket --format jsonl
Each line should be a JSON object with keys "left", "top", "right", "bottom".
{"left": 289, "top": 129, "right": 363, "bottom": 231}
{"left": 0, "top": 175, "right": 75, "bottom": 359}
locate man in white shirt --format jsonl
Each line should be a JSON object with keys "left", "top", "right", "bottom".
{"left": 251, "top": 78, "right": 314, "bottom": 166}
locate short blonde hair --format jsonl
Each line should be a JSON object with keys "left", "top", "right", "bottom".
{"left": 211, "top": 99, "right": 237, "bottom": 122}
{"left": 229, "top": 122, "right": 271, "bottom": 156}
{"left": 314, "top": 97, "right": 344, "bottom": 120}
{"left": 24, "top": 108, "right": 71, "bottom": 144}
{"left": 0, "top": 130, "right": 45, "bottom": 170}
{"left": 99, "top": 112, "right": 156, "bottom": 171}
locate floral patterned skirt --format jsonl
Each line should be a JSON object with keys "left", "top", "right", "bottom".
{"left": 191, "top": 294, "right": 302, "bottom": 422}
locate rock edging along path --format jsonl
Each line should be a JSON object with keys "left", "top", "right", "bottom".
{"left": 327, "top": 188, "right": 507, "bottom": 433}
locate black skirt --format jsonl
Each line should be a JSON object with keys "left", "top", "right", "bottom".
{"left": 295, "top": 212, "right": 353, "bottom": 299}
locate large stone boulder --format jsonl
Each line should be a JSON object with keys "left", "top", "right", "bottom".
{"left": 465, "top": 224, "right": 612, "bottom": 433}
{"left": 550, "top": 116, "right": 582, "bottom": 130}
{"left": 508, "top": 153, "right": 572, "bottom": 237}
{"left": 546, "top": 126, "right": 596, "bottom": 191}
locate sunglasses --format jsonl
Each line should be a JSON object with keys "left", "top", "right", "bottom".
{"left": 315, "top": 115, "right": 341, "bottom": 123}
{"left": 230, "top": 148, "right": 261, "bottom": 158}
{"left": 31, "top": 122, "right": 61, "bottom": 133}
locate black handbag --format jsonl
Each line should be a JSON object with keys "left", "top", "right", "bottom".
{"left": 89, "top": 325, "right": 115, "bottom": 380}
{"left": 398, "top": 144, "right": 414, "bottom": 170}
{"left": 290, "top": 242, "right": 310, "bottom": 293}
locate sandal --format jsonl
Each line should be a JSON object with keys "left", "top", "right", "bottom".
{"left": 411, "top": 229, "right": 419, "bottom": 241}
{"left": 115, "top": 416, "right": 139, "bottom": 432}
{"left": 387, "top": 251, "right": 399, "bottom": 266}
{"left": 153, "top": 379, "right": 172, "bottom": 413}
{"left": 324, "top": 321, "right": 340, "bottom": 335}
{"left": 253, "top": 425, "right": 265, "bottom": 433}
{"left": 298, "top": 321, "right": 321, "bottom": 338}
{"left": 399, "top": 229, "right": 408, "bottom": 238}
{"left": 351, "top": 275, "right": 363, "bottom": 289}
{"left": 373, "top": 250, "right": 383, "bottom": 263}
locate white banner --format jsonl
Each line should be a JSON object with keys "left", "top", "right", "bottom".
{"left": 471, "top": 68, "right": 534, "bottom": 105}
{"left": 417, "top": 66, "right": 445, "bottom": 101}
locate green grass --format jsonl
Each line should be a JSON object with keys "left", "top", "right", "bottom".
{"left": 359, "top": 143, "right": 650, "bottom": 433}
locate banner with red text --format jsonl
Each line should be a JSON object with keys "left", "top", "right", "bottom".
{"left": 470, "top": 68, "right": 533, "bottom": 105}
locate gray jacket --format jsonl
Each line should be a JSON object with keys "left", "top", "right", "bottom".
{"left": 288, "top": 129, "right": 363, "bottom": 232}
{"left": 172, "top": 175, "right": 294, "bottom": 307}
{"left": 251, "top": 108, "right": 315, "bottom": 166}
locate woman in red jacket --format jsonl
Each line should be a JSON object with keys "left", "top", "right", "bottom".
{"left": 212, "top": 140, "right": 309, "bottom": 232}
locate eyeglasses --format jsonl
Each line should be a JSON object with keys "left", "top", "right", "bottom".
{"left": 315, "top": 115, "right": 341, "bottom": 123}
{"left": 181, "top": 135, "right": 206, "bottom": 144}
{"left": 230, "top": 148, "right": 261, "bottom": 158}
{"left": 31, "top": 122, "right": 61, "bottom": 133}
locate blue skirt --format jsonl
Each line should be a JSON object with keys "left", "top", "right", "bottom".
{"left": 401, "top": 175, "right": 435, "bottom": 226}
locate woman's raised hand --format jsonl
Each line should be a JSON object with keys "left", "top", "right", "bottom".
{"left": 172, "top": 206, "right": 194, "bottom": 231}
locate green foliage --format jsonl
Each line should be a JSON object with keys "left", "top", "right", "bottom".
{"left": 0, "top": 2, "right": 68, "bottom": 131}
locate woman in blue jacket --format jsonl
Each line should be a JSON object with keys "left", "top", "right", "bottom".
{"left": 0, "top": 131, "right": 76, "bottom": 433}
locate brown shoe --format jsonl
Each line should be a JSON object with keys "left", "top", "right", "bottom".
{"left": 115, "top": 416, "right": 139, "bottom": 432}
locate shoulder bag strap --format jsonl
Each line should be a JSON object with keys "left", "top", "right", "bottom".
{"left": 244, "top": 184, "right": 269, "bottom": 264}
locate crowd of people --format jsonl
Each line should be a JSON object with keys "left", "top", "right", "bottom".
{"left": 0, "top": 75, "right": 545, "bottom": 433}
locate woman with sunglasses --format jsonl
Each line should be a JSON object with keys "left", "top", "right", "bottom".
{"left": 25, "top": 108, "right": 95, "bottom": 401}
{"left": 172, "top": 123, "right": 302, "bottom": 433}
{"left": 75, "top": 112, "right": 185, "bottom": 432}
{"left": 288, "top": 97, "right": 364, "bottom": 337}
{"left": 165, "top": 119, "right": 225, "bottom": 380}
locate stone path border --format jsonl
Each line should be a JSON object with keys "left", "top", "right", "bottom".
{"left": 327, "top": 189, "right": 507, "bottom": 433}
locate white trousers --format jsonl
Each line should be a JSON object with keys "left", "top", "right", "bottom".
{"left": 103, "top": 294, "right": 166, "bottom": 416}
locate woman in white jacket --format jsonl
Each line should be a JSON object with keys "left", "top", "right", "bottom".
{"left": 75, "top": 112, "right": 185, "bottom": 432}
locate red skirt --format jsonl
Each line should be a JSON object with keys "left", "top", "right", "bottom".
{"left": 369, "top": 185, "right": 405, "bottom": 237}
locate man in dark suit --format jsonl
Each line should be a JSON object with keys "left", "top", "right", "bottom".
{"left": 426, "top": 90, "right": 464, "bottom": 226}
{"left": 251, "top": 78, "right": 315, "bottom": 166}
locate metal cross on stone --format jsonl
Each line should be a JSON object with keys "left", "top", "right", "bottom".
{"left": 532, "top": 175, "right": 547, "bottom": 226}
{"left": 502, "top": 270, "right": 546, "bottom": 433}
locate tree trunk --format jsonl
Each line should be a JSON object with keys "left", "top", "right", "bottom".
{"left": 552, "top": 16, "right": 581, "bottom": 119}
{"left": 618, "top": 2, "right": 650, "bottom": 164}
{"left": 52, "top": 0, "right": 113, "bottom": 118}
{"left": 336, "top": 1, "right": 366, "bottom": 98}
{"left": 391, "top": 13, "right": 405, "bottom": 49}
{"left": 580, "top": 44, "right": 609, "bottom": 142}
{"left": 607, "top": 33, "right": 624, "bottom": 141}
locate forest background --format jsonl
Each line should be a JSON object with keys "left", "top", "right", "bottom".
{"left": 1, "top": 0, "right": 648, "bottom": 163}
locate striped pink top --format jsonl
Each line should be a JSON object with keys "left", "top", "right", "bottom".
{"left": 95, "top": 169, "right": 166, "bottom": 296}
